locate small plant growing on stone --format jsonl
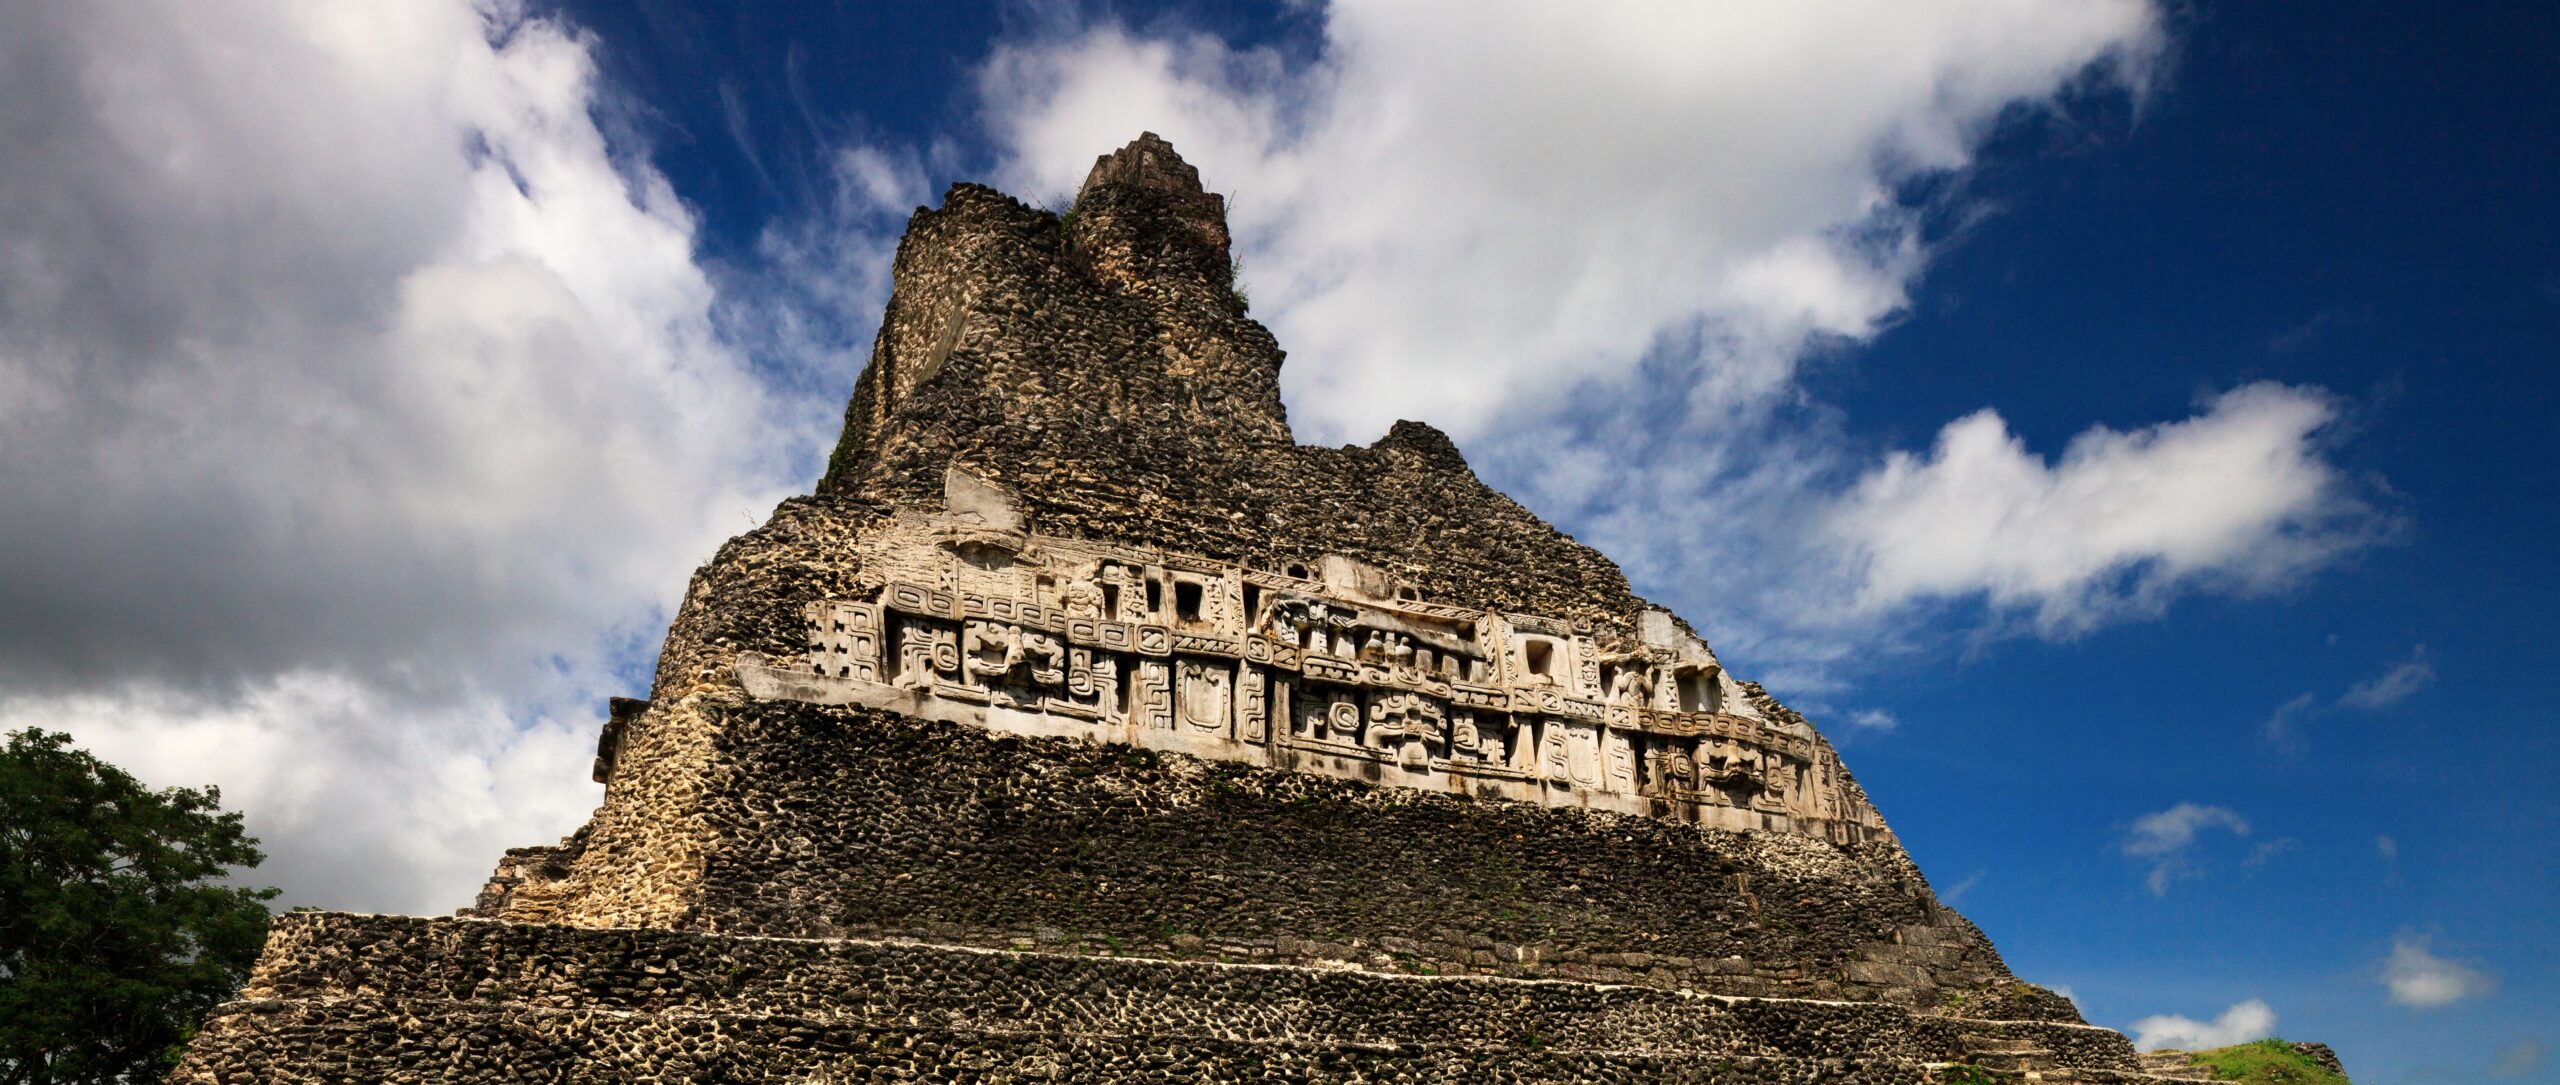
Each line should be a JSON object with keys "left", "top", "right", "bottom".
{"left": 1041, "top": 191, "right": 1080, "bottom": 233}
{"left": 1934, "top": 1064, "right": 2016, "bottom": 1085}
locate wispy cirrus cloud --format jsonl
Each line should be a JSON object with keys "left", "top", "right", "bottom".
{"left": 2264, "top": 643, "right": 2438, "bottom": 747}
{"left": 2264, "top": 691, "right": 2320, "bottom": 745}
{"left": 2338, "top": 644, "right": 2436, "bottom": 710}
{"left": 2490, "top": 1037, "right": 2548, "bottom": 1079}
{"left": 2124, "top": 802, "right": 2252, "bottom": 896}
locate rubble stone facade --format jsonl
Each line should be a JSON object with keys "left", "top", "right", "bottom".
{"left": 174, "top": 134, "right": 2344, "bottom": 1083}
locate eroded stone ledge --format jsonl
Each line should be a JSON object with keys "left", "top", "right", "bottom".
{"left": 490, "top": 697, "right": 2058, "bottom": 1016}
{"left": 204, "top": 912, "right": 2138, "bottom": 1079}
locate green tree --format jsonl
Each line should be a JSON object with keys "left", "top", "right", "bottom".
{"left": 1, "top": 729, "right": 277, "bottom": 1084}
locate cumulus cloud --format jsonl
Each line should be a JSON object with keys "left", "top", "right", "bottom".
{"left": 2124, "top": 802, "right": 2251, "bottom": 896}
{"left": 2338, "top": 644, "right": 2436, "bottom": 710}
{"left": 977, "top": 1, "right": 2163, "bottom": 443}
{"left": 2382, "top": 934, "right": 2497, "bottom": 1009}
{"left": 12, "top": 675, "right": 597, "bottom": 912}
{"left": 2128, "top": 999, "right": 2277, "bottom": 1052}
{"left": 0, "top": 0, "right": 827, "bottom": 911}
{"left": 1825, "top": 384, "right": 2369, "bottom": 635}
{"left": 951, "top": 1, "right": 2382, "bottom": 679}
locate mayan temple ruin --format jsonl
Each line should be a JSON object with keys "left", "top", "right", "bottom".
{"left": 174, "top": 134, "right": 2341, "bottom": 1082}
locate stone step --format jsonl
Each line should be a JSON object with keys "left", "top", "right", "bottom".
{"left": 1974, "top": 1047, "right": 2058, "bottom": 1072}
{"left": 2135, "top": 1051, "right": 2224, "bottom": 1081}
{"left": 178, "top": 998, "right": 1968, "bottom": 1084}
{"left": 190, "top": 911, "right": 2150, "bottom": 1081}
{"left": 2040, "top": 1070, "right": 2231, "bottom": 1085}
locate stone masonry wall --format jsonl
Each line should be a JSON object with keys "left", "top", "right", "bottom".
{"left": 541, "top": 136, "right": 1934, "bottom": 967}
{"left": 173, "top": 912, "right": 2138, "bottom": 1084}
{"left": 812, "top": 135, "right": 1646, "bottom": 635}
{"left": 497, "top": 695, "right": 2072, "bottom": 1021}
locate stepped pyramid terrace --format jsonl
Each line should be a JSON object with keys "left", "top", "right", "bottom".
{"left": 174, "top": 134, "right": 2350, "bottom": 1084}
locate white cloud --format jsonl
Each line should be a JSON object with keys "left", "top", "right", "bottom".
{"left": 1848, "top": 709, "right": 1902, "bottom": 733}
{"left": 0, "top": 0, "right": 828, "bottom": 912}
{"left": 6, "top": 674, "right": 597, "bottom": 912}
{"left": 2264, "top": 691, "right": 2318, "bottom": 745}
{"left": 977, "top": 2, "right": 2163, "bottom": 444}
{"left": 2382, "top": 934, "right": 2497, "bottom": 1009}
{"left": 1826, "top": 384, "right": 2368, "bottom": 635}
{"left": 2129, "top": 999, "right": 2277, "bottom": 1051}
{"left": 2264, "top": 645, "right": 2436, "bottom": 747}
{"left": 2338, "top": 644, "right": 2436, "bottom": 710}
{"left": 2127, "top": 803, "right": 2251, "bottom": 858}
{"left": 953, "top": 3, "right": 2386, "bottom": 683}
{"left": 2376, "top": 834, "right": 2398, "bottom": 860}
{"left": 2124, "top": 802, "right": 2251, "bottom": 896}
{"left": 2243, "top": 838, "right": 2299, "bottom": 867}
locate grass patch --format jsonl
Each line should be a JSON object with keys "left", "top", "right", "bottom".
{"left": 2181, "top": 1040, "right": 2350, "bottom": 1085}
{"left": 1934, "top": 1064, "right": 2016, "bottom": 1085}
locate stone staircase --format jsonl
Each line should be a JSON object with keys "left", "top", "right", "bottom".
{"left": 171, "top": 912, "right": 2260, "bottom": 1084}
{"left": 1962, "top": 1031, "right": 2058, "bottom": 1074}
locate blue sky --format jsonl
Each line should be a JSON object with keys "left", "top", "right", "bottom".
{"left": 0, "top": 3, "right": 2551, "bottom": 1082}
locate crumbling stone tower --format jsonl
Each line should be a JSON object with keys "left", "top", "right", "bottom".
{"left": 175, "top": 135, "right": 2270, "bottom": 1083}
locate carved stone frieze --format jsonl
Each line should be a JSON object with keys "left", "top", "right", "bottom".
{"left": 736, "top": 512, "right": 1893, "bottom": 844}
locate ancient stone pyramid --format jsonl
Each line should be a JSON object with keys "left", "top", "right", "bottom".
{"left": 177, "top": 134, "right": 2257, "bottom": 1083}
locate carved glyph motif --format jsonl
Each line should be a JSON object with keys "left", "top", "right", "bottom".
{"left": 1139, "top": 661, "right": 1174, "bottom": 731}
{"left": 1061, "top": 565, "right": 1106, "bottom": 622}
{"left": 1327, "top": 699, "right": 1360, "bottom": 742}
{"left": 806, "top": 601, "right": 884, "bottom": 683}
{"left": 1091, "top": 654, "right": 1122, "bottom": 719}
{"left": 1238, "top": 668, "right": 1268, "bottom": 743}
{"left": 1564, "top": 722, "right": 1601, "bottom": 788}
{"left": 1364, "top": 691, "right": 1443, "bottom": 769}
{"left": 1603, "top": 728, "right": 1637, "bottom": 793}
{"left": 1177, "top": 660, "right": 1231, "bottom": 734}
